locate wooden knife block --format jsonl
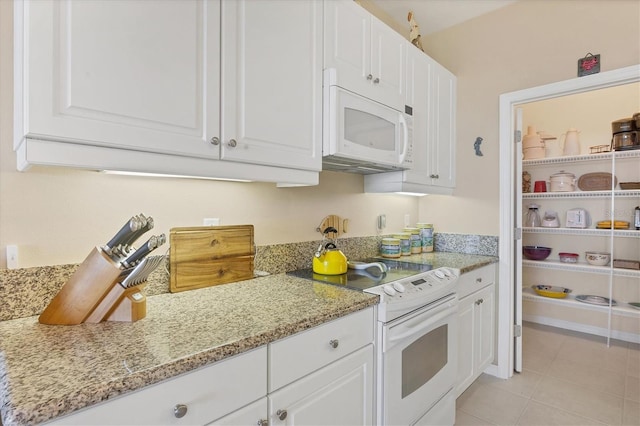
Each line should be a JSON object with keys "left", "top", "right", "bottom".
{"left": 39, "top": 246, "right": 147, "bottom": 325}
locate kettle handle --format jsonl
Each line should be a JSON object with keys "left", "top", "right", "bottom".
{"left": 325, "top": 243, "right": 337, "bottom": 250}
{"left": 323, "top": 227, "right": 338, "bottom": 235}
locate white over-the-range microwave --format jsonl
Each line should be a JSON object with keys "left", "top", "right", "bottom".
{"left": 322, "top": 68, "right": 412, "bottom": 174}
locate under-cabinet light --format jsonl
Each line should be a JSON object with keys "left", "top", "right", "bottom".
{"left": 394, "top": 192, "right": 428, "bottom": 197}
{"left": 100, "top": 170, "right": 252, "bottom": 182}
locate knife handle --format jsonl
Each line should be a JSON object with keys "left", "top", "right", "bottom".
{"left": 122, "top": 217, "right": 154, "bottom": 247}
{"left": 121, "top": 234, "right": 165, "bottom": 268}
{"left": 104, "top": 218, "right": 141, "bottom": 254}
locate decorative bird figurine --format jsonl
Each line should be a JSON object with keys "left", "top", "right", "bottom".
{"left": 408, "top": 11, "right": 424, "bottom": 52}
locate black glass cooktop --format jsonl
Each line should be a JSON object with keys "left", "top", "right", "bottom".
{"left": 287, "top": 258, "right": 432, "bottom": 291}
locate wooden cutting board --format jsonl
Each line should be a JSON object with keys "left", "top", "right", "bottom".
{"left": 170, "top": 225, "right": 254, "bottom": 293}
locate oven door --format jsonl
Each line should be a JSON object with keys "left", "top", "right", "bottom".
{"left": 324, "top": 86, "right": 410, "bottom": 167}
{"left": 381, "top": 294, "right": 458, "bottom": 426}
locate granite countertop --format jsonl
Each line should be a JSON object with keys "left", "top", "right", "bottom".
{"left": 0, "top": 252, "right": 497, "bottom": 425}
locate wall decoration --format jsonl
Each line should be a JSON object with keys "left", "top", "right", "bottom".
{"left": 408, "top": 11, "right": 424, "bottom": 52}
{"left": 474, "top": 137, "right": 484, "bottom": 156}
{"left": 578, "top": 53, "right": 600, "bottom": 77}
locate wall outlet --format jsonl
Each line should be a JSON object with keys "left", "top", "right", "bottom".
{"left": 6, "top": 245, "right": 18, "bottom": 269}
{"left": 203, "top": 218, "right": 220, "bottom": 226}
{"left": 404, "top": 214, "right": 411, "bottom": 227}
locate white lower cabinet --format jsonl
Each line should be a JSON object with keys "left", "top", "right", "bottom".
{"left": 455, "top": 265, "right": 496, "bottom": 397}
{"left": 268, "top": 345, "right": 374, "bottom": 426}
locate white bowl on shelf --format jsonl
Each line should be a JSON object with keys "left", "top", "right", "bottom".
{"left": 585, "top": 251, "right": 611, "bottom": 266}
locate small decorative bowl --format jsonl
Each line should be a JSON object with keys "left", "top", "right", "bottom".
{"left": 532, "top": 285, "right": 572, "bottom": 299}
{"left": 559, "top": 252, "right": 579, "bottom": 263}
{"left": 585, "top": 251, "right": 611, "bottom": 266}
{"left": 523, "top": 246, "right": 552, "bottom": 261}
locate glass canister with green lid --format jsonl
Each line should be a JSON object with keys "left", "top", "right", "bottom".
{"left": 403, "top": 227, "right": 422, "bottom": 254}
{"left": 380, "top": 238, "right": 401, "bottom": 258}
{"left": 393, "top": 232, "right": 411, "bottom": 256}
{"left": 417, "top": 223, "right": 434, "bottom": 252}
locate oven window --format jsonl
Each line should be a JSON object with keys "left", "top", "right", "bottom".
{"left": 401, "top": 324, "right": 447, "bottom": 398}
{"left": 344, "top": 108, "right": 395, "bottom": 151}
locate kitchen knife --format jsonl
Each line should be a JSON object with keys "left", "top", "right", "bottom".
{"left": 121, "top": 233, "right": 166, "bottom": 268}
{"left": 103, "top": 216, "right": 143, "bottom": 256}
{"left": 120, "top": 255, "right": 165, "bottom": 288}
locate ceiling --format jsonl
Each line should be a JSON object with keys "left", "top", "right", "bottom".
{"left": 370, "top": 0, "right": 518, "bottom": 35}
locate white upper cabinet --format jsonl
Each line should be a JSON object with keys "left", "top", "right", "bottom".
{"left": 220, "top": 0, "right": 322, "bottom": 171}
{"left": 14, "top": 0, "right": 321, "bottom": 184}
{"left": 15, "top": 0, "right": 215, "bottom": 158}
{"left": 323, "top": 0, "right": 405, "bottom": 111}
{"left": 364, "top": 45, "right": 457, "bottom": 194}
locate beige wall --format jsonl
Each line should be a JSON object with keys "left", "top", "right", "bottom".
{"left": 394, "top": 0, "right": 639, "bottom": 234}
{"left": 0, "top": 1, "right": 419, "bottom": 268}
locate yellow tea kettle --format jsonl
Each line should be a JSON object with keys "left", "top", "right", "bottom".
{"left": 313, "top": 227, "right": 348, "bottom": 275}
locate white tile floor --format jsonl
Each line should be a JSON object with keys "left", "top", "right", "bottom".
{"left": 455, "top": 322, "right": 640, "bottom": 425}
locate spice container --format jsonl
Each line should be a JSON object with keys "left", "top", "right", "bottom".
{"left": 380, "top": 238, "right": 401, "bottom": 258}
{"left": 403, "top": 227, "right": 422, "bottom": 254}
{"left": 417, "top": 223, "right": 434, "bottom": 252}
{"left": 393, "top": 233, "right": 411, "bottom": 256}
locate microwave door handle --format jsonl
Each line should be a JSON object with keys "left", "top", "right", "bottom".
{"left": 398, "top": 114, "right": 409, "bottom": 163}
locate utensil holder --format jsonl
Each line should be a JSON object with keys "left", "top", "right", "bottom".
{"left": 38, "top": 246, "right": 147, "bottom": 325}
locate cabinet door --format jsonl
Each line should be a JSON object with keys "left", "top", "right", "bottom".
{"left": 475, "top": 284, "right": 495, "bottom": 371}
{"left": 455, "top": 295, "right": 475, "bottom": 397}
{"left": 269, "top": 345, "right": 374, "bottom": 426}
{"left": 220, "top": 0, "right": 322, "bottom": 171}
{"left": 428, "top": 62, "right": 456, "bottom": 189}
{"left": 323, "top": 0, "right": 371, "bottom": 96}
{"left": 369, "top": 16, "right": 406, "bottom": 111}
{"left": 402, "top": 46, "right": 432, "bottom": 186}
{"left": 17, "top": 0, "right": 218, "bottom": 158}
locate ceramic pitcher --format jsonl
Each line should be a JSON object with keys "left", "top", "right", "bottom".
{"left": 562, "top": 128, "right": 581, "bottom": 156}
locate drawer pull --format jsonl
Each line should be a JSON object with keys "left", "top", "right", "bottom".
{"left": 257, "top": 420, "right": 268, "bottom": 426}
{"left": 329, "top": 339, "right": 339, "bottom": 349}
{"left": 476, "top": 277, "right": 482, "bottom": 283}
{"left": 174, "top": 404, "right": 188, "bottom": 418}
{"left": 475, "top": 298, "right": 484, "bottom": 305}
{"left": 277, "top": 409, "right": 288, "bottom": 420}
{"left": 209, "top": 137, "right": 220, "bottom": 145}
{"left": 228, "top": 139, "right": 237, "bottom": 148}
{"left": 367, "top": 74, "right": 373, "bottom": 80}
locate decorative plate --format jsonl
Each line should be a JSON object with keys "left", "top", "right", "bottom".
{"left": 575, "top": 294, "right": 617, "bottom": 306}
{"left": 532, "top": 285, "right": 571, "bottom": 298}
{"left": 577, "top": 172, "right": 617, "bottom": 191}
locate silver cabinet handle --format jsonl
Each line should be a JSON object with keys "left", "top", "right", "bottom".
{"left": 276, "top": 409, "right": 288, "bottom": 420}
{"left": 373, "top": 77, "right": 380, "bottom": 84}
{"left": 174, "top": 404, "right": 188, "bottom": 418}
{"left": 476, "top": 277, "right": 483, "bottom": 283}
{"left": 367, "top": 74, "right": 373, "bottom": 80}
{"left": 475, "top": 298, "right": 484, "bottom": 305}
{"left": 228, "top": 139, "right": 237, "bottom": 148}
{"left": 430, "top": 174, "right": 439, "bottom": 179}
{"left": 329, "top": 339, "right": 339, "bottom": 349}
{"left": 257, "top": 420, "right": 268, "bottom": 426}
{"left": 210, "top": 137, "right": 220, "bottom": 145}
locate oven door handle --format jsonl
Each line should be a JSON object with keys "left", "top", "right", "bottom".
{"left": 387, "top": 301, "right": 457, "bottom": 345}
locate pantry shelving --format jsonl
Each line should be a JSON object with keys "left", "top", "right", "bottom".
{"left": 521, "top": 148, "right": 640, "bottom": 343}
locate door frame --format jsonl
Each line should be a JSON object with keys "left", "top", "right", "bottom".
{"left": 497, "top": 64, "right": 640, "bottom": 379}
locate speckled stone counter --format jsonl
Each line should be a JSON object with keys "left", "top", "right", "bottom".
{"left": 0, "top": 275, "right": 377, "bottom": 425}
{"left": 0, "top": 239, "right": 498, "bottom": 425}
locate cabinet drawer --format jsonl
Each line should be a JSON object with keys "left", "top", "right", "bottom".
{"left": 268, "top": 307, "right": 374, "bottom": 392}
{"left": 458, "top": 264, "right": 495, "bottom": 299}
{"left": 48, "top": 347, "right": 267, "bottom": 425}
